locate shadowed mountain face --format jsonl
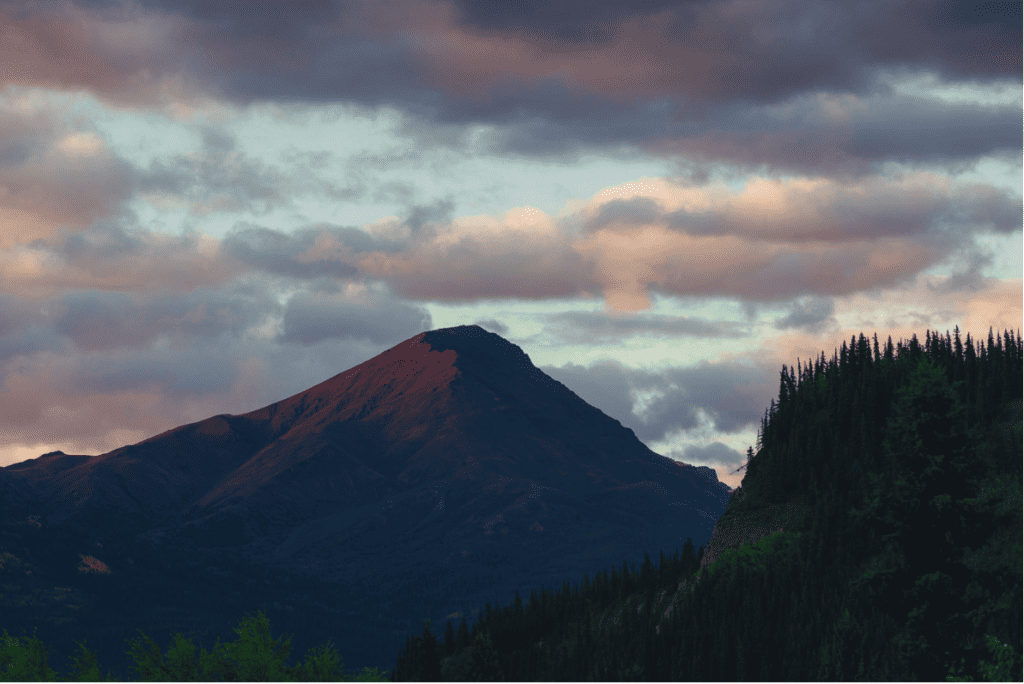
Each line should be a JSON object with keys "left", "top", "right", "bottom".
{"left": 2, "top": 324, "right": 731, "bottom": 671}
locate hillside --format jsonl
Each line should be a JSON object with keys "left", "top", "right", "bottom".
{"left": 390, "top": 327, "right": 1022, "bottom": 681}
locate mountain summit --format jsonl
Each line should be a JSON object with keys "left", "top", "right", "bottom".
{"left": 2, "top": 324, "right": 731, "bottom": 672}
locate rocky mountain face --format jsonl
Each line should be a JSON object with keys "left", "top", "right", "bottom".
{"left": 1, "top": 324, "right": 732, "bottom": 673}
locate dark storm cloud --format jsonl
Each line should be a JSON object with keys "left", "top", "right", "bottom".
{"left": 845, "top": 94, "right": 1022, "bottom": 163}
{"left": 428, "top": 80, "right": 676, "bottom": 163}
{"left": 444, "top": 0, "right": 1020, "bottom": 80}
{"left": 0, "top": 324, "right": 68, "bottom": 364}
{"left": 278, "top": 287, "right": 431, "bottom": 346}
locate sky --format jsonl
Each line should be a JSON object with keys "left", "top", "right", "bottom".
{"left": 0, "top": 0, "right": 1021, "bottom": 489}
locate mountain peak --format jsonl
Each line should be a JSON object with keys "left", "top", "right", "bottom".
{"left": 1, "top": 323, "right": 732, "bottom": 676}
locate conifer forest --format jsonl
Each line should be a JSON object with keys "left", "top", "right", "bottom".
{"left": 390, "top": 327, "right": 1022, "bottom": 681}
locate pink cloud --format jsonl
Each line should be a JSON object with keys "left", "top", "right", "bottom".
{"left": 0, "top": 1, "right": 193, "bottom": 106}
{"left": 2, "top": 227, "right": 240, "bottom": 300}
{"left": 350, "top": 172, "right": 1007, "bottom": 312}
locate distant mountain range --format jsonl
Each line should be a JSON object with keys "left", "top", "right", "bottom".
{"left": 0, "top": 324, "right": 731, "bottom": 676}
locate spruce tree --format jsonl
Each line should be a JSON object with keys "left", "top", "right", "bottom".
{"left": 416, "top": 619, "right": 441, "bottom": 682}
{"left": 465, "top": 631, "right": 502, "bottom": 681}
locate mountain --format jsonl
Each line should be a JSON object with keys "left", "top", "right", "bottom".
{"left": 0, "top": 324, "right": 731, "bottom": 677}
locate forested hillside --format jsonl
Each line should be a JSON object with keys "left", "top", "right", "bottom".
{"left": 390, "top": 327, "right": 1023, "bottom": 681}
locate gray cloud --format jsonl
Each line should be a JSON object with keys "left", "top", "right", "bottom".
{"left": 773, "top": 297, "right": 837, "bottom": 333}
{"left": 278, "top": 286, "right": 432, "bottom": 346}
{"left": 677, "top": 441, "right": 745, "bottom": 467}
{"left": 926, "top": 248, "right": 1000, "bottom": 295}
{"left": 542, "top": 311, "right": 749, "bottom": 344}
{"left": 220, "top": 223, "right": 362, "bottom": 279}
{"left": 68, "top": 338, "right": 242, "bottom": 397}
{"left": 56, "top": 222, "right": 149, "bottom": 263}
{"left": 586, "top": 197, "right": 665, "bottom": 233}
{"left": 540, "top": 352, "right": 779, "bottom": 445}
{"left": 474, "top": 318, "right": 510, "bottom": 337}
{"left": 50, "top": 283, "right": 280, "bottom": 353}
{"left": 539, "top": 359, "right": 646, "bottom": 435}
{"left": 403, "top": 198, "right": 457, "bottom": 241}
{"left": 138, "top": 140, "right": 287, "bottom": 216}
{"left": 5, "top": 0, "right": 1019, "bottom": 179}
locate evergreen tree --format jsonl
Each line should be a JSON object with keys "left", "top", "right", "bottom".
{"left": 455, "top": 615, "right": 470, "bottom": 651}
{"left": 443, "top": 620, "right": 455, "bottom": 658}
{"left": 465, "top": 631, "right": 501, "bottom": 681}
{"left": 416, "top": 619, "right": 441, "bottom": 682}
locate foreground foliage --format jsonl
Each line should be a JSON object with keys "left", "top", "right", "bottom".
{"left": 0, "top": 610, "right": 392, "bottom": 682}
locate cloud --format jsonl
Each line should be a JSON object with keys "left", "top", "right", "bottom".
{"left": 0, "top": 104, "right": 135, "bottom": 246}
{"left": 926, "top": 248, "right": 1000, "bottom": 295}
{"left": 542, "top": 310, "right": 748, "bottom": 344}
{"left": 0, "top": 1, "right": 200, "bottom": 107}
{"left": 5, "top": 223, "right": 237, "bottom": 298}
{"left": 4, "top": 0, "right": 1016, "bottom": 179}
{"left": 773, "top": 297, "right": 837, "bottom": 333}
{"left": 678, "top": 441, "right": 745, "bottom": 467}
{"left": 641, "top": 89, "right": 1022, "bottom": 178}
{"left": 278, "top": 283, "right": 432, "bottom": 346}
{"left": 473, "top": 318, "right": 510, "bottom": 336}
{"left": 541, "top": 353, "right": 779, "bottom": 444}
{"left": 50, "top": 283, "right": 280, "bottom": 353}
{"left": 137, "top": 126, "right": 320, "bottom": 216}
{"left": 6, "top": 164, "right": 1017, "bottom": 322}
{"left": 220, "top": 223, "right": 362, "bottom": 279}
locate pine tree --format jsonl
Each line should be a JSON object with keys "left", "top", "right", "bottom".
{"left": 465, "top": 631, "right": 502, "bottom": 681}
{"left": 443, "top": 620, "right": 456, "bottom": 658}
{"left": 455, "top": 615, "right": 470, "bottom": 651}
{"left": 417, "top": 619, "right": 441, "bottom": 682}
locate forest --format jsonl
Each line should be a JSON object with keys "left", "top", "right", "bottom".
{"left": 390, "top": 327, "right": 1023, "bottom": 681}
